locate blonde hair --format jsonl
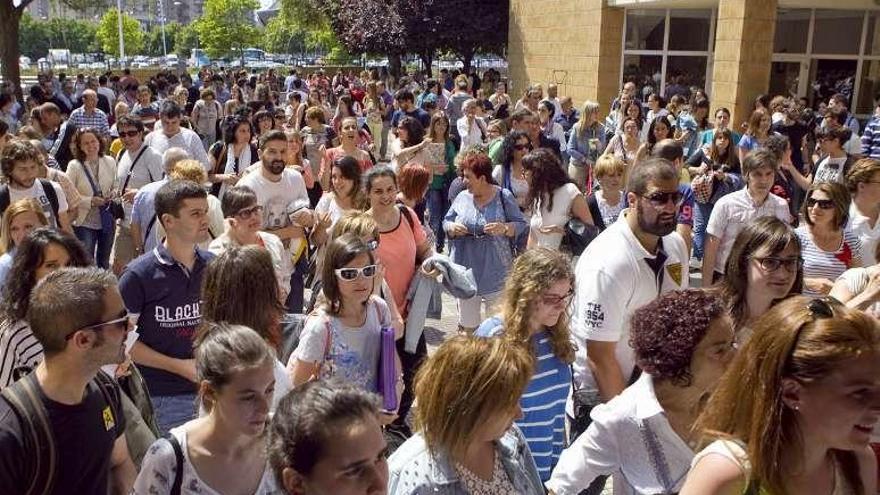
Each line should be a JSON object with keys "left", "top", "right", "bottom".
{"left": 0, "top": 198, "right": 48, "bottom": 254}
{"left": 169, "top": 159, "right": 208, "bottom": 184}
{"left": 414, "top": 335, "right": 533, "bottom": 460}
{"left": 331, "top": 211, "right": 378, "bottom": 241}
{"left": 577, "top": 100, "right": 601, "bottom": 139}
{"left": 594, "top": 154, "right": 626, "bottom": 180}
{"left": 498, "top": 248, "right": 575, "bottom": 363}
{"left": 695, "top": 296, "right": 879, "bottom": 494}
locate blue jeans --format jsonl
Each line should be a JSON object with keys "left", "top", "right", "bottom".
{"left": 427, "top": 187, "right": 449, "bottom": 252}
{"left": 286, "top": 253, "right": 308, "bottom": 313}
{"left": 74, "top": 225, "right": 115, "bottom": 269}
{"left": 153, "top": 393, "right": 197, "bottom": 435}
{"left": 692, "top": 201, "right": 713, "bottom": 260}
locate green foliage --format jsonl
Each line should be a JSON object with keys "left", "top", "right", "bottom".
{"left": 194, "top": 0, "right": 260, "bottom": 59}
{"left": 18, "top": 14, "right": 99, "bottom": 59}
{"left": 144, "top": 22, "right": 181, "bottom": 57}
{"left": 174, "top": 23, "right": 200, "bottom": 58}
{"left": 95, "top": 8, "right": 144, "bottom": 56}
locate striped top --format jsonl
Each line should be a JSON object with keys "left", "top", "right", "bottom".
{"left": 476, "top": 317, "right": 571, "bottom": 481}
{"left": 861, "top": 116, "right": 880, "bottom": 159}
{"left": 796, "top": 226, "right": 863, "bottom": 296}
{"left": 0, "top": 319, "right": 43, "bottom": 390}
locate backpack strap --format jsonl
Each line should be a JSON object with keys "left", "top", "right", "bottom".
{"left": 0, "top": 372, "right": 56, "bottom": 495}
{"left": 587, "top": 194, "right": 605, "bottom": 231}
{"left": 166, "top": 434, "right": 184, "bottom": 495}
{"left": 397, "top": 203, "right": 415, "bottom": 232}
{"left": 0, "top": 186, "right": 10, "bottom": 217}
{"left": 92, "top": 370, "right": 122, "bottom": 436}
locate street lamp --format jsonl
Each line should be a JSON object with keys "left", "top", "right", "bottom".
{"left": 159, "top": 0, "right": 167, "bottom": 59}
{"left": 117, "top": 0, "right": 125, "bottom": 65}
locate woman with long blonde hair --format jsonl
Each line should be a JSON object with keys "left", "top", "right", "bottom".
{"left": 682, "top": 296, "right": 880, "bottom": 495}
{"left": 475, "top": 247, "right": 575, "bottom": 481}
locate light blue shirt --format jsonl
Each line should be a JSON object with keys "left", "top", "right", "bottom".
{"left": 0, "top": 251, "right": 13, "bottom": 293}
{"left": 131, "top": 178, "right": 168, "bottom": 253}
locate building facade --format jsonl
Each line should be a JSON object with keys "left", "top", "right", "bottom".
{"left": 507, "top": 0, "right": 880, "bottom": 125}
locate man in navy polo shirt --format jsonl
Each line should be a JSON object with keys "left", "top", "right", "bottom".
{"left": 119, "top": 179, "right": 214, "bottom": 434}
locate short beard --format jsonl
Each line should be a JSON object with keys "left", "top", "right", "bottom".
{"left": 266, "top": 159, "right": 286, "bottom": 175}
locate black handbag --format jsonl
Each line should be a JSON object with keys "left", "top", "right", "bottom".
{"left": 107, "top": 199, "right": 126, "bottom": 221}
{"left": 562, "top": 218, "right": 598, "bottom": 256}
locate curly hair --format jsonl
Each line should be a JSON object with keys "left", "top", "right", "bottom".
{"left": 70, "top": 127, "right": 106, "bottom": 162}
{"left": 629, "top": 289, "right": 726, "bottom": 386}
{"left": 1, "top": 139, "right": 42, "bottom": 178}
{"left": 498, "top": 248, "right": 575, "bottom": 364}
{"left": 522, "top": 148, "right": 572, "bottom": 213}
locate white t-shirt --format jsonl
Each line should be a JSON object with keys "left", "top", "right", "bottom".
{"left": 705, "top": 188, "right": 791, "bottom": 274}
{"left": 530, "top": 183, "right": 580, "bottom": 249}
{"left": 9, "top": 180, "right": 68, "bottom": 229}
{"left": 595, "top": 189, "right": 625, "bottom": 228}
{"left": 836, "top": 267, "right": 880, "bottom": 315}
{"left": 848, "top": 203, "right": 880, "bottom": 265}
{"left": 133, "top": 424, "right": 281, "bottom": 495}
{"left": 238, "top": 168, "right": 310, "bottom": 258}
{"left": 570, "top": 214, "right": 689, "bottom": 407}
{"left": 492, "top": 165, "right": 530, "bottom": 210}
{"left": 116, "top": 144, "right": 164, "bottom": 227}
{"left": 813, "top": 155, "right": 848, "bottom": 185}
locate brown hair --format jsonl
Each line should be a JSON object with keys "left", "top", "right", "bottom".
{"left": 498, "top": 248, "right": 575, "bottom": 363}
{"left": 846, "top": 158, "right": 880, "bottom": 194}
{"left": 802, "top": 181, "right": 851, "bottom": 230}
{"left": 414, "top": 335, "right": 533, "bottom": 460}
{"left": 695, "top": 296, "right": 878, "bottom": 494}
{"left": 746, "top": 108, "right": 769, "bottom": 137}
{"left": 71, "top": 127, "right": 106, "bottom": 162}
{"left": 169, "top": 159, "right": 208, "bottom": 184}
{"left": 397, "top": 164, "right": 431, "bottom": 202}
{"left": 320, "top": 233, "right": 375, "bottom": 316}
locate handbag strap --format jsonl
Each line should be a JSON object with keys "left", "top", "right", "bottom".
{"left": 120, "top": 145, "right": 149, "bottom": 193}
{"left": 167, "top": 434, "right": 184, "bottom": 495}
{"left": 80, "top": 159, "right": 103, "bottom": 197}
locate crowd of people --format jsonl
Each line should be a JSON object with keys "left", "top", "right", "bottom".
{"left": 0, "top": 63, "right": 878, "bottom": 495}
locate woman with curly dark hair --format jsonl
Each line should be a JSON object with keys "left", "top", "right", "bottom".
{"left": 0, "top": 227, "right": 91, "bottom": 389}
{"left": 475, "top": 247, "right": 575, "bottom": 481}
{"left": 390, "top": 115, "right": 429, "bottom": 171}
{"left": 208, "top": 116, "right": 258, "bottom": 198}
{"left": 495, "top": 129, "right": 533, "bottom": 211}
{"left": 547, "top": 289, "right": 735, "bottom": 495}
{"left": 521, "top": 148, "right": 593, "bottom": 250}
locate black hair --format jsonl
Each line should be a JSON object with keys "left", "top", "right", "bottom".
{"left": 154, "top": 179, "right": 208, "bottom": 229}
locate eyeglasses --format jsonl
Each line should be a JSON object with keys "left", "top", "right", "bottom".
{"left": 334, "top": 264, "right": 378, "bottom": 281}
{"left": 751, "top": 256, "right": 803, "bottom": 273}
{"left": 234, "top": 204, "right": 263, "bottom": 219}
{"left": 806, "top": 197, "right": 834, "bottom": 209}
{"left": 118, "top": 130, "right": 140, "bottom": 138}
{"left": 65, "top": 311, "right": 132, "bottom": 341}
{"left": 541, "top": 288, "right": 574, "bottom": 306}
{"left": 514, "top": 143, "right": 532, "bottom": 151}
{"left": 641, "top": 191, "right": 684, "bottom": 207}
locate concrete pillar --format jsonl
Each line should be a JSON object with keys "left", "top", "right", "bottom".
{"left": 507, "top": 0, "right": 624, "bottom": 113}
{"left": 710, "top": 0, "right": 777, "bottom": 127}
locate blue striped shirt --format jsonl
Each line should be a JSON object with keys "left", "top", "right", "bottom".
{"left": 862, "top": 116, "right": 880, "bottom": 159}
{"left": 476, "top": 317, "right": 572, "bottom": 481}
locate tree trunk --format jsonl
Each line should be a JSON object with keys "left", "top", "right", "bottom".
{"left": 388, "top": 53, "right": 402, "bottom": 81}
{"left": 460, "top": 50, "right": 474, "bottom": 75}
{"left": 0, "top": 3, "right": 24, "bottom": 103}
{"left": 418, "top": 50, "right": 433, "bottom": 77}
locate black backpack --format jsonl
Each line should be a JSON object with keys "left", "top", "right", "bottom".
{"left": 0, "top": 371, "right": 121, "bottom": 495}
{"left": 0, "top": 180, "right": 61, "bottom": 227}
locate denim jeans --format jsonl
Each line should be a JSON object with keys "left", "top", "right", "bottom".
{"left": 74, "top": 225, "right": 115, "bottom": 269}
{"left": 426, "top": 187, "right": 449, "bottom": 252}
{"left": 692, "top": 201, "right": 713, "bottom": 260}
{"left": 153, "top": 393, "right": 197, "bottom": 435}
{"left": 286, "top": 253, "right": 308, "bottom": 313}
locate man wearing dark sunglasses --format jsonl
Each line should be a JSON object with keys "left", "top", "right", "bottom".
{"left": 112, "top": 116, "right": 164, "bottom": 273}
{"left": 570, "top": 158, "right": 690, "bottom": 435}
{"left": 0, "top": 267, "right": 136, "bottom": 494}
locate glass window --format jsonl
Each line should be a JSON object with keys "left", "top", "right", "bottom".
{"left": 857, "top": 60, "right": 880, "bottom": 114}
{"left": 625, "top": 10, "right": 665, "bottom": 51}
{"left": 669, "top": 10, "right": 712, "bottom": 51}
{"left": 666, "top": 56, "right": 708, "bottom": 96}
{"left": 774, "top": 9, "right": 810, "bottom": 54}
{"left": 623, "top": 55, "right": 663, "bottom": 103}
{"left": 769, "top": 62, "right": 801, "bottom": 99}
{"left": 864, "top": 12, "right": 880, "bottom": 56}
{"left": 812, "top": 10, "right": 863, "bottom": 55}
{"left": 808, "top": 58, "right": 857, "bottom": 109}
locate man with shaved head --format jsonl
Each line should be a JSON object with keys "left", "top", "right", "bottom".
{"left": 68, "top": 89, "right": 110, "bottom": 138}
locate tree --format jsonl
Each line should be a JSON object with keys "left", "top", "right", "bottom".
{"left": 174, "top": 23, "right": 200, "bottom": 58}
{"left": 145, "top": 22, "right": 181, "bottom": 57}
{"left": 194, "top": 0, "right": 260, "bottom": 62}
{"left": 46, "top": 18, "right": 99, "bottom": 54}
{"left": 18, "top": 13, "right": 51, "bottom": 61}
{"left": 95, "top": 8, "right": 145, "bottom": 57}
{"left": 263, "top": 16, "right": 305, "bottom": 55}
{"left": 1, "top": 0, "right": 106, "bottom": 101}
{"left": 433, "top": 0, "right": 507, "bottom": 72}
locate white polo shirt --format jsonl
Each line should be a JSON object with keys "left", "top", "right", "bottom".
{"left": 570, "top": 214, "right": 689, "bottom": 399}
{"left": 848, "top": 203, "right": 880, "bottom": 265}
{"left": 706, "top": 188, "right": 791, "bottom": 274}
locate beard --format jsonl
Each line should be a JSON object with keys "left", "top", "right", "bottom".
{"left": 10, "top": 176, "right": 36, "bottom": 189}
{"left": 266, "top": 159, "right": 286, "bottom": 175}
{"left": 637, "top": 200, "right": 677, "bottom": 237}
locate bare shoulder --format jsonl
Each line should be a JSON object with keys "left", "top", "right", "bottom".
{"left": 680, "top": 450, "right": 747, "bottom": 495}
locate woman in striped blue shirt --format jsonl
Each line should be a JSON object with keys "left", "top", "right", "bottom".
{"left": 476, "top": 247, "right": 575, "bottom": 481}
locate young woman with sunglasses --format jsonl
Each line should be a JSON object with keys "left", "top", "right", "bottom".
{"left": 475, "top": 248, "right": 575, "bottom": 482}
{"left": 681, "top": 296, "right": 880, "bottom": 495}
{"left": 496, "top": 130, "right": 533, "bottom": 212}
{"left": 288, "top": 234, "right": 402, "bottom": 424}
{"left": 209, "top": 185, "right": 292, "bottom": 300}
{"left": 797, "top": 182, "right": 863, "bottom": 296}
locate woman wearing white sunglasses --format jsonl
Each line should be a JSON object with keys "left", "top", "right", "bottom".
{"left": 288, "top": 233, "right": 402, "bottom": 424}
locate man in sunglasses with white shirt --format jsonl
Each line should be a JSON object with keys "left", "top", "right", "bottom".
{"left": 111, "top": 116, "right": 164, "bottom": 273}
{"left": 569, "top": 158, "right": 689, "bottom": 455}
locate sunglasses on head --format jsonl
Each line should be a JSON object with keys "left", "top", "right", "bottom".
{"left": 334, "top": 264, "right": 378, "bottom": 281}
{"left": 806, "top": 197, "right": 834, "bottom": 209}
